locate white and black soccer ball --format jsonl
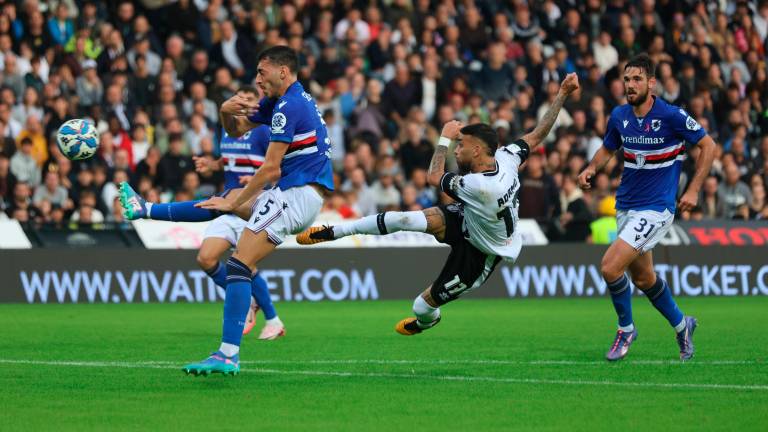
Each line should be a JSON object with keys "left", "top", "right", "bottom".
{"left": 56, "top": 118, "right": 100, "bottom": 161}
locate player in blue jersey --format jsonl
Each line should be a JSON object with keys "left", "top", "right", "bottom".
{"left": 577, "top": 54, "right": 716, "bottom": 361}
{"left": 193, "top": 86, "right": 285, "bottom": 340}
{"left": 121, "top": 46, "right": 333, "bottom": 375}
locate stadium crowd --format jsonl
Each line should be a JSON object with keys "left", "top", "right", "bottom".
{"left": 0, "top": 0, "right": 766, "bottom": 242}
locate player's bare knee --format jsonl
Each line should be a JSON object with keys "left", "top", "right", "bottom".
{"left": 600, "top": 257, "right": 623, "bottom": 282}
{"left": 631, "top": 272, "right": 655, "bottom": 290}
{"left": 423, "top": 207, "right": 446, "bottom": 237}
{"left": 196, "top": 251, "right": 218, "bottom": 271}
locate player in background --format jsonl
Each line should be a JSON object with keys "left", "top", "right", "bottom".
{"left": 192, "top": 86, "right": 284, "bottom": 340}
{"left": 121, "top": 46, "right": 334, "bottom": 375}
{"left": 577, "top": 54, "right": 716, "bottom": 361}
{"left": 297, "top": 74, "right": 580, "bottom": 335}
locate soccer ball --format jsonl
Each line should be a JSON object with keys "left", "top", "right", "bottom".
{"left": 56, "top": 119, "right": 100, "bottom": 161}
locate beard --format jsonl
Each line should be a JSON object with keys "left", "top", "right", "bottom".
{"left": 457, "top": 159, "right": 472, "bottom": 174}
{"left": 627, "top": 88, "right": 650, "bottom": 106}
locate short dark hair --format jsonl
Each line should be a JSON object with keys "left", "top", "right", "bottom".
{"left": 237, "top": 85, "right": 258, "bottom": 96}
{"left": 460, "top": 123, "right": 498, "bottom": 156}
{"left": 257, "top": 46, "right": 299, "bottom": 74}
{"left": 624, "top": 53, "right": 655, "bottom": 78}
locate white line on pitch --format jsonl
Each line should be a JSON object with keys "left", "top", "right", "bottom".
{"left": 122, "top": 358, "right": 761, "bottom": 366}
{"left": 0, "top": 359, "right": 765, "bottom": 391}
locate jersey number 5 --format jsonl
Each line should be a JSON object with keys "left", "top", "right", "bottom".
{"left": 259, "top": 199, "right": 276, "bottom": 216}
{"left": 497, "top": 207, "right": 514, "bottom": 237}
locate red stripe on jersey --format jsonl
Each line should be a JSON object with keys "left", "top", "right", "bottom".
{"left": 288, "top": 135, "right": 317, "bottom": 149}
{"left": 224, "top": 157, "right": 264, "bottom": 167}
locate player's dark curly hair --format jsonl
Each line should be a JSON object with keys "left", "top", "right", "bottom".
{"left": 257, "top": 46, "right": 299, "bottom": 74}
{"left": 460, "top": 123, "right": 498, "bottom": 156}
{"left": 624, "top": 53, "right": 656, "bottom": 79}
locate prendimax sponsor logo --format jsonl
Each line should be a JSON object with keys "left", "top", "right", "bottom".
{"left": 19, "top": 269, "right": 379, "bottom": 304}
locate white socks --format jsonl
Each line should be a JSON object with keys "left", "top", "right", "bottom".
{"left": 413, "top": 295, "right": 440, "bottom": 329}
{"left": 618, "top": 323, "right": 635, "bottom": 333}
{"left": 674, "top": 319, "right": 686, "bottom": 333}
{"left": 265, "top": 317, "right": 283, "bottom": 326}
{"left": 219, "top": 342, "right": 239, "bottom": 357}
{"left": 333, "top": 211, "right": 428, "bottom": 238}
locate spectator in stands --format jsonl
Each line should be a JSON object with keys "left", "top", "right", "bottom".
{"left": 210, "top": 20, "right": 253, "bottom": 81}
{"left": 33, "top": 170, "right": 70, "bottom": 210}
{"left": 0, "top": 0, "right": 763, "bottom": 233}
{"left": 554, "top": 175, "right": 592, "bottom": 242}
{"left": 183, "top": 49, "right": 213, "bottom": 90}
{"left": 722, "top": 163, "right": 752, "bottom": 218}
{"left": 10, "top": 137, "right": 41, "bottom": 188}
{"left": 0, "top": 102, "right": 22, "bottom": 143}
{"left": 519, "top": 152, "right": 559, "bottom": 230}
{"left": 399, "top": 121, "right": 432, "bottom": 180}
{"left": 182, "top": 81, "right": 217, "bottom": 124}
{"left": 127, "top": 35, "right": 161, "bottom": 77}
{"left": 370, "top": 157, "right": 401, "bottom": 212}
{"left": 0, "top": 153, "right": 16, "bottom": 210}
{"left": 157, "top": 132, "right": 192, "bottom": 193}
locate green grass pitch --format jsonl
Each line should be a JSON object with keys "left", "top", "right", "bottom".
{"left": 1, "top": 297, "right": 766, "bottom": 431}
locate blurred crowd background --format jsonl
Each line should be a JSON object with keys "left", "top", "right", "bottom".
{"left": 0, "top": 0, "right": 766, "bottom": 243}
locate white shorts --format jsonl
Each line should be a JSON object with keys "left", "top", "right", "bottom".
{"left": 203, "top": 214, "right": 247, "bottom": 246}
{"left": 616, "top": 209, "right": 674, "bottom": 253}
{"left": 246, "top": 185, "right": 324, "bottom": 245}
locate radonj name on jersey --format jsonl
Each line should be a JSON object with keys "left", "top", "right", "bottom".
{"left": 621, "top": 135, "right": 666, "bottom": 145}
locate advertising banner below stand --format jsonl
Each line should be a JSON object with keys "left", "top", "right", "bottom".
{"left": 1, "top": 246, "right": 766, "bottom": 304}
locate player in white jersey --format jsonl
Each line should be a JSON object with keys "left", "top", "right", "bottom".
{"left": 297, "top": 74, "right": 580, "bottom": 335}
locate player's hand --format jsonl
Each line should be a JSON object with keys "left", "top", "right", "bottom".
{"left": 440, "top": 120, "right": 463, "bottom": 140}
{"left": 560, "top": 73, "right": 580, "bottom": 96}
{"left": 193, "top": 156, "right": 217, "bottom": 174}
{"left": 238, "top": 175, "right": 253, "bottom": 185}
{"left": 195, "top": 196, "right": 235, "bottom": 212}
{"left": 678, "top": 189, "right": 699, "bottom": 213}
{"left": 221, "top": 94, "right": 258, "bottom": 117}
{"left": 577, "top": 166, "right": 595, "bottom": 190}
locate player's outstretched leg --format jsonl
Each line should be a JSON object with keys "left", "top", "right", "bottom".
{"left": 119, "top": 181, "right": 222, "bottom": 222}
{"left": 395, "top": 294, "right": 441, "bottom": 336}
{"left": 642, "top": 273, "right": 697, "bottom": 360}
{"left": 296, "top": 211, "right": 428, "bottom": 245}
{"left": 119, "top": 182, "right": 148, "bottom": 219}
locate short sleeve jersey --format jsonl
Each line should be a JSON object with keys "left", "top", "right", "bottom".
{"left": 439, "top": 139, "right": 529, "bottom": 261}
{"left": 217, "top": 125, "right": 269, "bottom": 190}
{"left": 603, "top": 96, "right": 707, "bottom": 212}
{"left": 248, "top": 81, "right": 334, "bottom": 191}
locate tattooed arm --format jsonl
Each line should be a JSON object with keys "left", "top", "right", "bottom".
{"left": 427, "top": 120, "right": 463, "bottom": 186}
{"left": 521, "top": 73, "right": 580, "bottom": 151}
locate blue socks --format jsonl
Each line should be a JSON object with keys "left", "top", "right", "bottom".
{"left": 221, "top": 257, "right": 252, "bottom": 347}
{"left": 206, "top": 262, "right": 277, "bottom": 320}
{"left": 148, "top": 200, "right": 220, "bottom": 222}
{"left": 251, "top": 272, "right": 277, "bottom": 320}
{"left": 205, "top": 262, "right": 228, "bottom": 287}
{"left": 607, "top": 274, "right": 633, "bottom": 328}
{"left": 644, "top": 274, "right": 684, "bottom": 328}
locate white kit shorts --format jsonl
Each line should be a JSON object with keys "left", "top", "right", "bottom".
{"left": 616, "top": 208, "right": 674, "bottom": 253}
{"left": 246, "top": 185, "right": 324, "bottom": 245}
